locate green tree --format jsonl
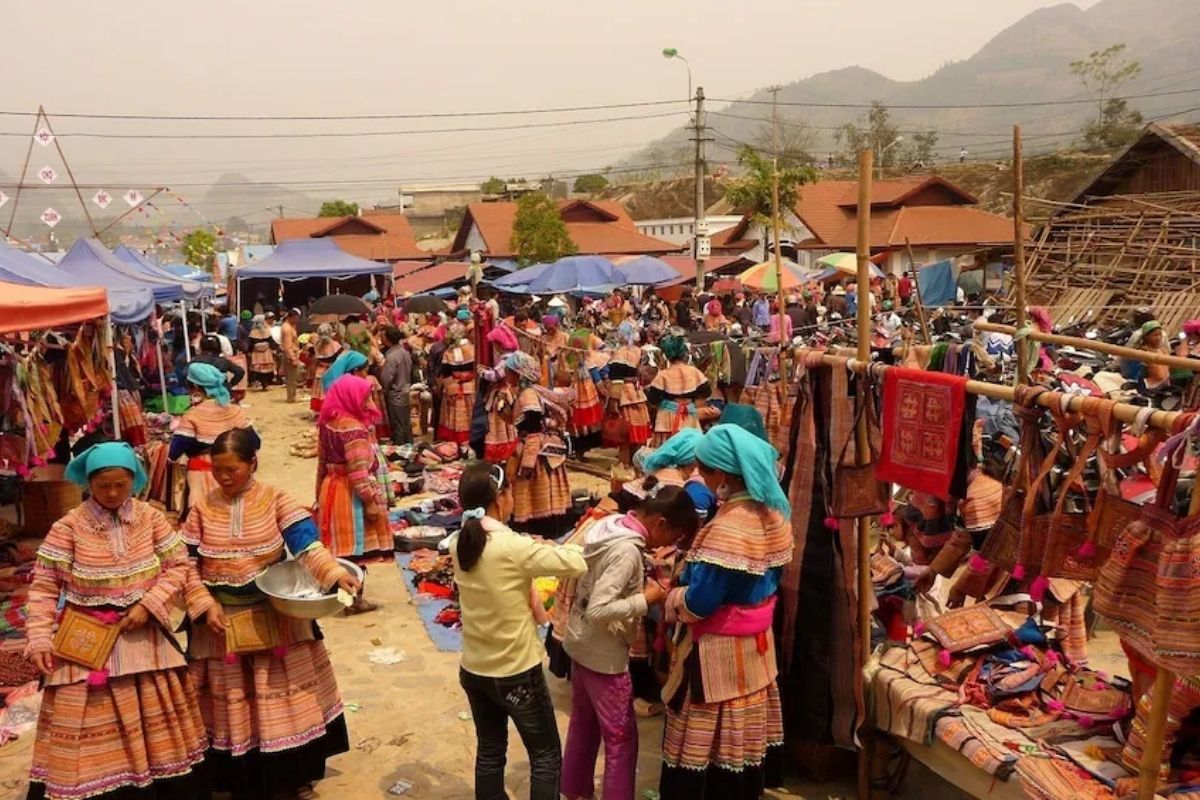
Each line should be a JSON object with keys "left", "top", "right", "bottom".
{"left": 509, "top": 192, "right": 577, "bottom": 267}
{"left": 318, "top": 199, "right": 359, "bottom": 217}
{"left": 723, "top": 144, "right": 817, "bottom": 234}
{"left": 751, "top": 115, "right": 816, "bottom": 168}
{"left": 480, "top": 176, "right": 506, "bottom": 194}
{"left": 906, "top": 130, "right": 940, "bottom": 166}
{"left": 182, "top": 229, "right": 217, "bottom": 270}
{"left": 1070, "top": 44, "right": 1143, "bottom": 150}
{"left": 572, "top": 173, "right": 609, "bottom": 194}
{"left": 834, "top": 101, "right": 901, "bottom": 169}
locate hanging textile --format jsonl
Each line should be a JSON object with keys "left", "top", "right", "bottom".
{"left": 875, "top": 367, "right": 967, "bottom": 500}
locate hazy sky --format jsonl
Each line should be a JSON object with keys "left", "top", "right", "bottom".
{"left": 0, "top": 0, "right": 1099, "bottom": 218}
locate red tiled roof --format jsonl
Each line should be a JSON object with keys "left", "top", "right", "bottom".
{"left": 393, "top": 261, "right": 468, "bottom": 294}
{"left": 451, "top": 199, "right": 682, "bottom": 258}
{"left": 794, "top": 204, "right": 1024, "bottom": 250}
{"left": 392, "top": 260, "right": 434, "bottom": 279}
{"left": 271, "top": 212, "right": 426, "bottom": 261}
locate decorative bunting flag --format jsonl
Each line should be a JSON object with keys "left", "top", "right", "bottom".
{"left": 37, "top": 166, "right": 57, "bottom": 184}
{"left": 34, "top": 128, "right": 54, "bottom": 147}
{"left": 40, "top": 208, "right": 61, "bottom": 228}
{"left": 92, "top": 190, "right": 112, "bottom": 209}
{"left": 124, "top": 190, "right": 143, "bottom": 207}
{"left": 0, "top": 191, "right": 8, "bottom": 209}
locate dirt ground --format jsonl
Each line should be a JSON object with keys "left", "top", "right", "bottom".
{"left": 0, "top": 385, "right": 1130, "bottom": 799}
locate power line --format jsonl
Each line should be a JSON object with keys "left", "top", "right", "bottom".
{"left": 0, "top": 99, "right": 686, "bottom": 122}
{"left": 709, "top": 86, "right": 1200, "bottom": 110}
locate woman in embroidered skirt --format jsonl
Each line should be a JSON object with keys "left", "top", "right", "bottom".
{"left": 183, "top": 429, "right": 358, "bottom": 800}
{"left": 308, "top": 324, "right": 343, "bottom": 413}
{"left": 171, "top": 362, "right": 259, "bottom": 507}
{"left": 659, "top": 424, "right": 792, "bottom": 800}
{"left": 505, "top": 352, "right": 575, "bottom": 539}
{"left": 646, "top": 335, "right": 711, "bottom": 447}
{"left": 542, "top": 314, "right": 570, "bottom": 387}
{"left": 316, "top": 375, "right": 391, "bottom": 611}
{"left": 605, "top": 322, "right": 652, "bottom": 464}
{"left": 25, "top": 442, "right": 209, "bottom": 800}
{"left": 566, "top": 326, "right": 605, "bottom": 446}
{"left": 480, "top": 327, "right": 520, "bottom": 463}
{"left": 436, "top": 336, "right": 476, "bottom": 445}
{"left": 247, "top": 315, "right": 278, "bottom": 390}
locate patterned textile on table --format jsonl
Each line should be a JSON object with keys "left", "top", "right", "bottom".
{"left": 868, "top": 644, "right": 959, "bottom": 745}
{"left": 647, "top": 363, "right": 709, "bottom": 447}
{"left": 483, "top": 380, "right": 519, "bottom": 463}
{"left": 936, "top": 710, "right": 1021, "bottom": 780}
{"left": 660, "top": 498, "right": 791, "bottom": 797}
{"left": 508, "top": 386, "right": 572, "bottom": 528}
{"left": 605, "top": 347, "right": 652, "bottom": 446}
{"left": 24, "top": 499, "right": 208, "bottom": 800}
{"left": 1016, "top": 756, "right": 1116, "bottom": 800}
{"left": 182, "top": 480, "right": 349, "bottom": 796}
{"left": 118, "top": 388, "right": 148, "bottom": 447}
{"left": 316, "top": 417, "right": 391, "bottom": 557}
{"left": 777, "top": 355, "right": 865, "bottom": 749}
{"left": 436, "top": 343, "right": 476, "bottom": 444}
{"left": 875, "top": 367, "right": 968, "bottom": 500}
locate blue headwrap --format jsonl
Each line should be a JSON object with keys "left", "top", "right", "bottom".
{"left": 65, "top": 441, "right": 148, "bottom": 494}
{"left": 695, "top": 424, "right": 790, "bottom": 514}
{"left": 617, "top": 320, "right": 637, "bottom": 346}
{"left": 187, "top": 362, "right": 231, "bottom": 406}
{"left": 718, "top": 403, "right": 769, "bottom": 443}
{"left": 321, "top": 350, "right": 368, "bottom": 391}
{"left": 642, "top": 429, "right": 703, "bottom": 474}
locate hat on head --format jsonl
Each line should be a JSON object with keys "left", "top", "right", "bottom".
{"left": 65, "top": 441, "right": 148, "bottom": 494}
{"left": 832, "top": 286, "right": 846, "bottom": 296}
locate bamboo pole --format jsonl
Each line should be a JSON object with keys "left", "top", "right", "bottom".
{"left": 1013, "top": 126, "right": 1029, "bottom": 384}
{"left": 1137, "top": 670, "right": 1173, "bottom": 800}
{"left": 855, "top": 147, "right": 873, "bottom": 800}
{"left": 974, "top": 320, "right": 1200, "bottom": 372}
{"left": 903, "top": 238, "right": 932, "bottom": 344}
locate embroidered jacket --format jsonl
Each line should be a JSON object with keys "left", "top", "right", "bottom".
{"left": 169, "top": 398, "right": 256, "bottom": 459}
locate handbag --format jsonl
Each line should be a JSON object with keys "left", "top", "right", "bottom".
{"left": 52, "top": 606, "right": 120, "bottom": 671}
{"left": 979, "top": 387, "right": 1050, "bottom": 572}
{"left": 830, "top": 381, "right": 889, "bottom": 519}
{"left": 1039, "top": 399, "right": 1104, "bottom": 580}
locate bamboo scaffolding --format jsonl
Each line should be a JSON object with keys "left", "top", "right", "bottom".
{"left": 974, "top": 320, "right": 1200, "bottom": 372}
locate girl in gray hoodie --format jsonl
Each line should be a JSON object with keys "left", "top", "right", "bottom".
{"left": 561, "top": 487, "right": 700, "bottom": 800}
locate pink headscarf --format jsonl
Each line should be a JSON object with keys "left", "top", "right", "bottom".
{"left": 318, "top": 375, "right": 382, "bottom": 428}
{"left": 487, "top": 325, "right": 519, "bottom": 353}
{"left": 1184, "top": 319, "right": 1200, "bottom": 336}
{"left": 542, "top": 315, "right": 560, "bottom": 330}
{"left": 705, "top": 299, "right": 722, "bottom": 317}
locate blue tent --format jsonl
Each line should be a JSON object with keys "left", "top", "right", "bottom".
{"left": 235, "top": 238, "right": 391, "bottom": 281}
{"left": 59, "top": 239, "right": 202, "bottom": 304}
{"left": 918, "top": 259, "right": 958, "bottom": 307}
{"left": 0, "top": 240, "right": 154, "bottom": 323}
{"left": 114, "top": 245, "right": 211, "bottom": 300}
{"left": 523, "top": 256, "right": 622, "bottom": 294}
{"left": 163, "top": 263, "right": 214, "bottom": 282}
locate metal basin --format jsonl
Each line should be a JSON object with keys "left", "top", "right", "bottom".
{"left": 255, "top": 558, "right": 362, "bottom": 620}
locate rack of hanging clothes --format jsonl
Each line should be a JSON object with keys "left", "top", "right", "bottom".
{"left": 780, "top": 345, "right": 1200, "bottom": 799}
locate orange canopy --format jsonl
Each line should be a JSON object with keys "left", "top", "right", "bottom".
{"left": 0, "top": 281, "right": 109, "bottom": 334}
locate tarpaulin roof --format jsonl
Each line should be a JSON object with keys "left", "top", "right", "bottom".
{"left": 393, "top": 261, "right": 468, "bottom": 294}
{"left": 113, "top": 245, "right": 211, "bottom": 300}
{"left": 0, "top": 240, "right": 153, "bottom": 323}
{"left": 58, "top": 239, "right": 202, "bottom": 303}
{"left": 235, "top": 238, "right": 391, "bottom": 281}
{"left": 0, "top": 280, "right": 109, "bottom": 334}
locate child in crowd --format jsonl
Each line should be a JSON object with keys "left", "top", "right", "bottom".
{"left": 560, "top": 487, "right": 701, "bottom": 800}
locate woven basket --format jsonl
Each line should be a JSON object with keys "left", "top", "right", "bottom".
{"left": 22, "top": 479, "right": 83, "bottom": 536}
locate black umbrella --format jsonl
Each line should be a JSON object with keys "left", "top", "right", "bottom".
{"left": 404, "top": 294, "right": 448, "bottom": 314}
{"left": 309, "top": 294, "right": 371, "bottom": 317}
{"left": 296, "top": 316, "right": 319, "bottom": 334}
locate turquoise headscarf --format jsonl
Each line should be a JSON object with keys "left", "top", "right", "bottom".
{"left": 718, "top": 403, "right": 769, "bottom": 443}
{"left": 695, "top": 424, "right": 790, "bottom": 515}
{"left": 66, "top": 441, "right": 148, "bottom": 494}
{"left": 321, "top": 350, "right": 368, "bottom": 391}
{"left": 642, "top": 428, "right": 702, "bottom": 474}
{"left": 187, "top": 362, "right": 231, "bottom": 406}
{"left": 660, "top": 334, "right": 688, "bottom": 362}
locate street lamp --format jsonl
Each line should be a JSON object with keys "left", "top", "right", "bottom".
{"left": 662, "top": 47, "right": 693, "bottom": 109}
{"left": 878, "top": 136, "right": 904, "bottom": 180}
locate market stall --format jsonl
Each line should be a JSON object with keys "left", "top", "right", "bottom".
{"left": 234, "top": 238, "right": 392, "bottom": 312}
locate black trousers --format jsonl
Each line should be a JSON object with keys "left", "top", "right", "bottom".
{"left": 459, "top": 665, "right": 561, "bottom": 800}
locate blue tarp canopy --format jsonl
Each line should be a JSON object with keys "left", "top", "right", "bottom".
{"left": 163, "top": 263, "right": 214, "bottom": 282}
{"left": 59, "top": 239, "right": 202, "bottom": 304}
{"left": 918, "top": 259, "right": 958, "bottom": 307}
{"left": 235, "top": 238, "right": 391, "bottom": 281}
{"left": 113, "top": 245, "right": 211, "bottom": 300}
{"left": 0, "top": 240, "right": 154, "bottom": 323}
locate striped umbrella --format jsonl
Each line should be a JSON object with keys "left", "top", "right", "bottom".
{"left": 737, "top": 259, "right": 811, "bottom": 292}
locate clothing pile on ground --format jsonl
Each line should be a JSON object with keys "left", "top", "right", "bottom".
{"left": 0, "top": 520, "right": 44, "bottom": 742}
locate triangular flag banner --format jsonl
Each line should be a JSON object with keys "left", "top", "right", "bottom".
{"left": 124, "top": 190, "right": 143, "bottom": 207}
{"left": 37, "top": 166, "right": 57, "bottom": 184}
{"left": 40, "top": 208, "right": 61, "bottom": 228}
{"left": 0, "top": 191, "right": 8, "bottom": 209}
{"left": 92, "top": 190, "right": 112, "bottom": 209}
{"left": 34, "top": 128, "right": 54, "bottom": 147}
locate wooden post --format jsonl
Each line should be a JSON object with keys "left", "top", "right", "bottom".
{"left": 105, "top": 317, "right": 121, "bottom": 440}
{"left": 1013, "top": 126, "right": 1030, "bottom": 384}
{"left": 974, "top": 321, "right": 1200, "bottom": 373}
{"left": 771, "top": 160, "right": 790, "bottom": 380}
{"left": 904, "top": 238, "right": 932, "bottom": 345}
{"left": 855, "top": 147, "right": 874, "bottom": 800}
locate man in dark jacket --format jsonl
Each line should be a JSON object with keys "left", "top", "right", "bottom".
{"left": 189, "top": 334, "right": 245, "bottom": 389}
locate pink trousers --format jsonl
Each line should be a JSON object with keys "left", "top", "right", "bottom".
{"left": 561, "top": 661, "right": 638, "bottom": 800}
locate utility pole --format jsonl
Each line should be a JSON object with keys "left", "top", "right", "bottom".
{"left": 277, "top": 205, "right": 284, "bottom": 218}
{"left": 769, "top": 86, "right": 781, "bottom": 264}
{"left": 692, "top": 87, "right": 708, "bottom": 290}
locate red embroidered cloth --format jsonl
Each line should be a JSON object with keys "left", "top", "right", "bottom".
{"left": 875, "top": 368, "right": 967, "bottom": 500}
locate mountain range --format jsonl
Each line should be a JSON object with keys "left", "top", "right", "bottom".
{"left": 629, "top": 0, "right": 1200, "bottom": 172}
